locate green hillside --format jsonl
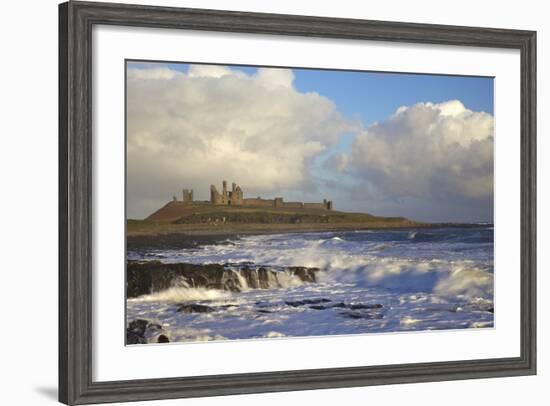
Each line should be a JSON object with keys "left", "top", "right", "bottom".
{"left": 128, "top": 201, "right": 423, "bottom": 236}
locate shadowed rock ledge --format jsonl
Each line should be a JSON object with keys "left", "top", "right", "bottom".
{"left": 127, "top": 260, "right": 320, "bottom": 298}
{"left": 127, "top": 319, "right": 170, "bottom": 344}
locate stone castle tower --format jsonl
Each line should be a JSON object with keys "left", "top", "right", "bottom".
{"left": 210, "top": 180, "right": 243, "bottom": 205}
{"left": 182, "top": 188, "right": 194, "bottom": 202}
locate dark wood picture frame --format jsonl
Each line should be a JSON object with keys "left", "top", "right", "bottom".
{"left": 59, "top": 1, "right": 537, "bottom": 404}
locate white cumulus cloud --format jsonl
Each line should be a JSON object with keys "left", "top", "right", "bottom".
{"left": 126, "top": 64, "right": 354, "bottom": 218}
{"left": 346, "top": 100, "right": 494, "bottom": 220}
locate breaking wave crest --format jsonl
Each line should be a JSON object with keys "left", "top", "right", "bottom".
{"left": 321, "top": 257, "right": 493, "bottom": 299}
{"left": 128, "top": 285, "right": 231, "bottom": 302}
{"left": 218, "top": 234, "right": 494, "bottom": 300}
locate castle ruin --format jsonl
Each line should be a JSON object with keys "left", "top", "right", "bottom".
{"left": 170, "top": 180, "right": 333, "bottom": 210}
{"left": 210, "top": 181, "right": 243, "bottom": 205}
{"left": 209, "top": 180, "right": 332, "bottom": 210}
{"left": 182, "top": 188, "right": 194, "bottom": 202}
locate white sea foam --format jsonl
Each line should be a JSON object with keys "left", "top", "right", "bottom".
{"left": 127, "top": 228, "right": 495, "bottom": 342}
{"left": 264, "top": 331, "right": 286, "bottom": 338}
{"left": 229, "top": 236, "right": 493, "bottom": 299}
{"left": 137, "top": 230, "right": 494, "bottom": 300}
{"left": 400, "top": 316, "right": 422, "bottom": 326}
{"left": 433, "top": 265, "right": 494, "bottom": 298}
{"left": 128, "top": 286, "right": 231, "bottom": 303}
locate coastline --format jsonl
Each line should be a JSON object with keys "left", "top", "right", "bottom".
{"left": 127, "top": 221, "right": 492, "bottom": 250}
{"left": 126, "top": 225, "right": 494, "bottom": 343}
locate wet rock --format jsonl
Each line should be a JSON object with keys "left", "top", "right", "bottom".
{"left": 128, "top": 319, "right": 149, "bottom": 336}
{"left": 157, "top": 334, "right": 170, "bottom": 343}
{"left": 340, "top": 311, "right": 384, "bottom": 320}
{"left": 285, "top": 298, "right": 331, "bottom": 307}
{"left": 310, "top": 302, "right": 344, "bottom": 310}
{"left": 177, "top": 303, "right": 215, "bottom": 314}
{"left": 287, "top": 267, "right": 319, "bottom": 283}
{"left": 309, "top": 302, "right": 382, "bottom": 311}
{"left": 127, "top": 261, "right": 320, "bottom": 298}
{"left": 127, "top": 330, "right": 147, "bottom": 344}
{"left": 127, "top": 262, "right": 226, "bottom": 298}
{"left": 127, "top": 319, "right": 170, "bottom": 344}
{"left": 219, "top": 304, "right": 238, "bottom": 309}
{"left": 348, "top": 303, "right": 383, "bottom": 310}
{"left": 330, "top": 302, "right": 348, "bottom": 309}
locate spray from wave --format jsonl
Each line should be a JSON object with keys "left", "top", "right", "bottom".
{"left": 129, "top": 228, "right": 493, "bottom": 300}
{"left": 128, "top": 285, "right": 231, "bottom": 303}
{"left": 127, "top": 228, "right": 494, "bottom": 342}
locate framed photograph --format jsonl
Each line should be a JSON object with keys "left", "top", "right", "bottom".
{"left": 59, "top": 1, "right": 536, "bottom": 404}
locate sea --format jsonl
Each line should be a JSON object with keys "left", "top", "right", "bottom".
{"left": 126, "top": 226, "right": 494, "bottom": 343}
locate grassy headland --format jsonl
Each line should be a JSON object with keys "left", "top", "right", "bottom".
{"left": 127, "top": 201, "right": 426, "bottom": 238}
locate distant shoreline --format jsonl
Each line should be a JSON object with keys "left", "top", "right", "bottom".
{"left": 127, "top": 220, "right": 491, "bottom": 236}
{"left": 126, "top": 221, "right": 492, "bottom": 251}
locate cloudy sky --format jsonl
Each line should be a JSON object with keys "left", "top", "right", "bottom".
{"left": 126, "top": 61, "right": 494, "bottom": 222}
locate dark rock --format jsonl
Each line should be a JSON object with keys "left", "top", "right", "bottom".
{"left": 288, "top": 267, "right": 319, "bottom": 283}
{"left": 157, "top": 334, "right": 170, "bottom": 343}
{"left": 340, "top": 311, "right": 384, "bottom": 320}
{"left": 285, "top": 298, "right": 331, "bottom": 307}
{"left": 257, "top": 309, "right": 272, "bottom": 314}
{"left": 128, "top": 319, "right": 149, "bottom": 336}
{"left": 309, "top": 302, "right": 382, "bottom": 311}
{"left": 147, "top": 323, "right": 163, "bottom": 331}
{"left": 331, "top": 302, "right": 347, "bottom": 308}
{"left": 177, "top": 303, "right": 215, "bottom": 314}
{"left": 127, "top": 330, "right": 147, "bottom": 345}
{"left": 219, "top": 304, "right": 238, "bottom": 309}
{"left": 126, "top": 319, "right": 169, "bottom": 344}
{"left": 126, "top": 261, "right": 320, "bottom": 298}
{"left": 127, "top": 319, "right": 169, "bottom": 344}
{"left": 127, "top": 261, "right": 229, "bottom": 298}
{"left": 348, "top": 303, "right": 383, "bottom": 310}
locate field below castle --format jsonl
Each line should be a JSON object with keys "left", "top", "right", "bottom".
{"left": 127, "top": 203, "right": 426, "bottom": 237}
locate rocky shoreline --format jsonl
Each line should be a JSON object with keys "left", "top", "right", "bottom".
{"left": 127, "top": 260, "right": 320, "bottom": 298}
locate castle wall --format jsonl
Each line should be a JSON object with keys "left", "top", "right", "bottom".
{"left": 303, "top": 202, "right": 327, "bottom": 210}
{"left": 210, "top": 185, "right": 223, "bottom": 205}
{"left": 228, "top": 186, "right": 244, "bottom": 205}
{"left": 231, "top": 192, "right": 243, "bottom": 205}
{"left": 207, "top": 180, "right": 332, "bottom": 209}
{"left": 282, "top": 202, "right": 304, "bottom": 209}
{"left": 182, "top": 188, "right": 194, "bottom": 202}
{"left": 243, "top": 198, "right": 276, "bottom": 207}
